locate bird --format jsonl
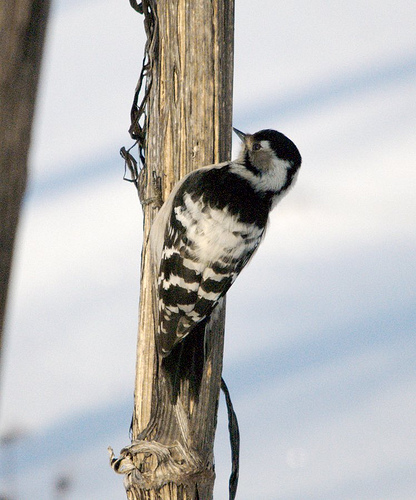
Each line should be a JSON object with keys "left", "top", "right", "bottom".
{"left": 148, "top": 127, "right": 302, "bottom": 395}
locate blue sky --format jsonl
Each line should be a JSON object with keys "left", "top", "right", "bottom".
{"left": 1, "top": 0, "right": 416, "bottom": 498}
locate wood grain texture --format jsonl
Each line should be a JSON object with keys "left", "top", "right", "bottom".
{"left": 116, "top": 0, "right": 235, "bottom": 498}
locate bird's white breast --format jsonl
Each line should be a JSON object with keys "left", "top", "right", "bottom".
{"left": 174, "top": 193, "right": 264, "bottom": 265}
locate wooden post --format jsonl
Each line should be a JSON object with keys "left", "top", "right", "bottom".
{"left": 110, "top": 0, "right": 234, "bottom": 498}
{"left": 0, "top": 0, "right": 50, "bottom": 357}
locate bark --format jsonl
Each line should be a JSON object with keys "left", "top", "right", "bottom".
{"left": 110, "top": 1, "right": 235, "bottom": 498}
{"left": 0, "top": 1, "right": 50, "bottom": 358}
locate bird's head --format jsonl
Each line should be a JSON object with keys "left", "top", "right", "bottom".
{"left": 233, "top": 127, "right": 302, "bottom": 197}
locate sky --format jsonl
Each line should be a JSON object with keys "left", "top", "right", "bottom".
{"left": 1, "top": 0, "right": 416, "bottom": 498}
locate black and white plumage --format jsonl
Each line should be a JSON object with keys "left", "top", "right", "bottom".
{"left": 149, "top": 128, "right": 302, "bottom": 360}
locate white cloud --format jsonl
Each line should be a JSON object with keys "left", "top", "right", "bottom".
{"left": 233, "top": 0, "right": 416, "bottom": 107}
{"left": 222, "top": 339, "right": 416, "bottom": 499}
{"left": 30, "top": 0, "right": 144, "bottom": 180}
{"left": 223, "top": 74, "right": 416, "bottom": 364}
{"left": 1, "top": 174, "right": 141, "bottom": 432}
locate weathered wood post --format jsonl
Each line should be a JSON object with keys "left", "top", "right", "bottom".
{"left": 0, "top": 0, "right": 50, "bottom": 357}
{"left": 110, "top": 0, "right": 235, "bottom": 498}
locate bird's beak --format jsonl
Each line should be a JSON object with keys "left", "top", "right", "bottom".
{"left": 233, "top": 127, "right": 247, "bottom": 142}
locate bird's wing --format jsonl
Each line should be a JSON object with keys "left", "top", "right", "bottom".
{"left": 157, "top": 217, "right": 263, "bottom": 357}
{"left": 156, "top": 232, "right": 204, "bottom": 356}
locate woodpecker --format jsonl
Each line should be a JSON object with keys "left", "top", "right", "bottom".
{"left": 149, "top": 128, "right": 302, "bottom": 362}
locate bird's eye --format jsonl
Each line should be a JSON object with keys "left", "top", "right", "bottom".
{"left": 252, "top": 143, "right": 261, "bottom": 151}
